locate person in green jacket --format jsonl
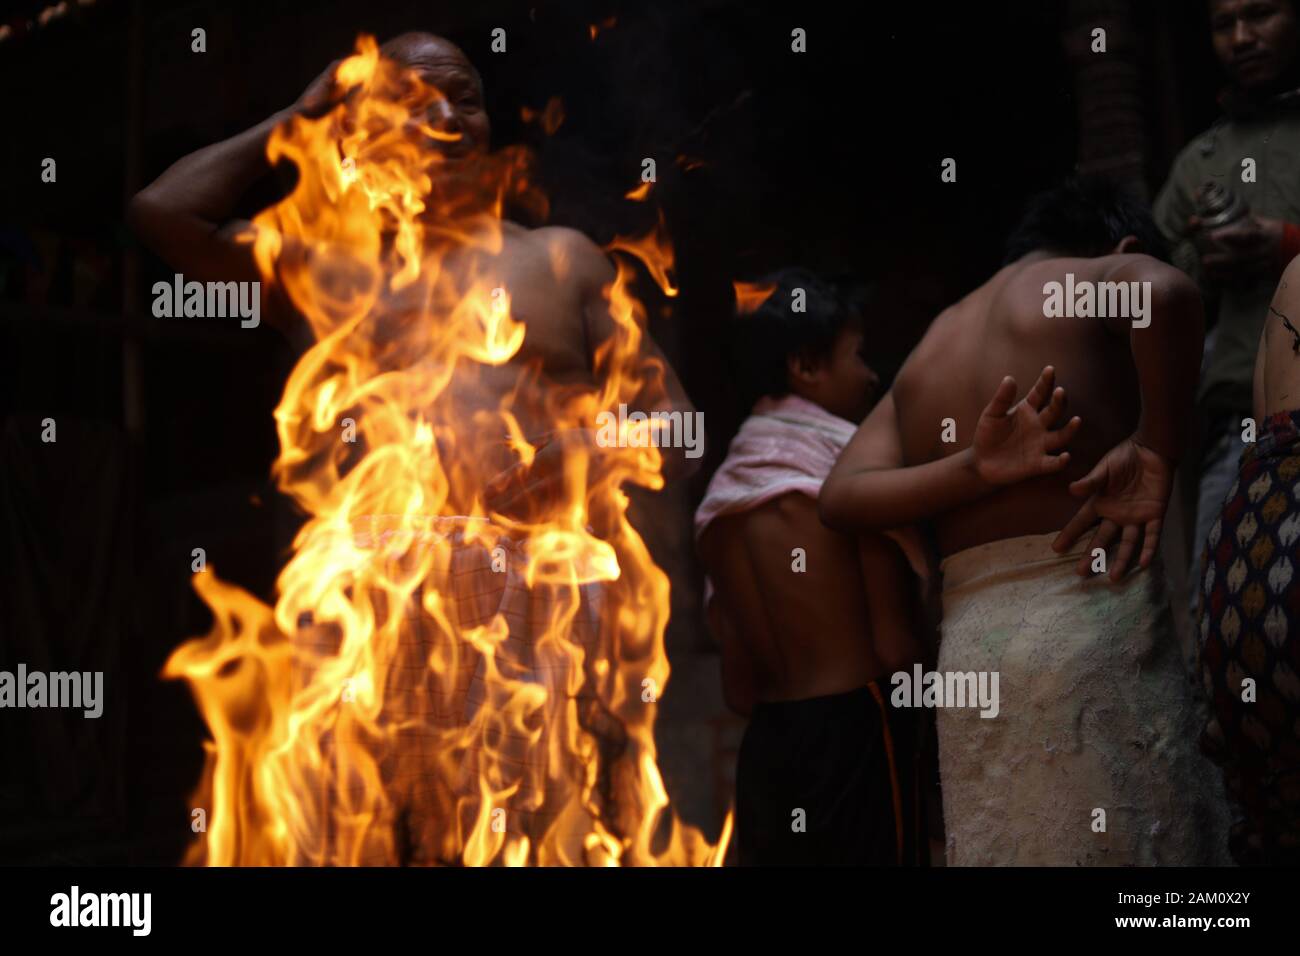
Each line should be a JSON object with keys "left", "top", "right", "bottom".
{"left": 1154, "top": 0, "right": 1300, "bottom": 611}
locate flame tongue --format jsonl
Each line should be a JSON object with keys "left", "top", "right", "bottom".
{"left": 164, "top": 34, "right": 728, "bottom": 866}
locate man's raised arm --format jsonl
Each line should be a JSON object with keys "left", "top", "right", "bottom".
{"left": 126, "top": 61, "right": 344, "bottom": 330}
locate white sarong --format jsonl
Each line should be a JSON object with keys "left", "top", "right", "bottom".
{"left": 937, "top": 532, "right": 1230, "bottom": 865}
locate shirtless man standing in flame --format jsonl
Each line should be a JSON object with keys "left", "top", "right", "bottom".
{"left": 129, "top": 31, "right": 696, "bottom": 496}
{"left": 129, "top": 32, "right": 697, "bottom": 863}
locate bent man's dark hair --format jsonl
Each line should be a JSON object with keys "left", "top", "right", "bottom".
{"left": 1004, "top": 176, "right": 1170, "bottom": 264}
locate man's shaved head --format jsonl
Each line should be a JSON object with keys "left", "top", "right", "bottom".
{"left": 379, "top": 31, "right": 490, "bottom": 159}
{"left": 380, "top": 32, "right": 484, "bottom": 99}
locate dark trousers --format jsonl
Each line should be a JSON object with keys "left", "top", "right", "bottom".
{"left": 735, "top": 682, "right": 925, "bottom": 866}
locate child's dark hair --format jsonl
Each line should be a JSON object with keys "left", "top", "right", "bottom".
{"left": 728, "top": 267, "right": 859, "bottom": 408}
{"left": 1003, "top": 176, "right": 1169, "bottom": 265}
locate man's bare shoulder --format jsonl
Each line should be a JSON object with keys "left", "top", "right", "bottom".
{"left": 893, "top": 283, "right": 990, "bottom": 398}
{"left": 523, "top": 225, "right": 614, "bottom": 290}
{"left": 999, "top": 252, "right": 1195, "bottom": 309}
{"left": 1081, "top": 252, "right": 1190, "bottom": 304}
{"left": 1101, "top": 252, "right": 1194, "bottom": 291}
{"left": 528, "top": 224, "right": 599, "bottom": 251}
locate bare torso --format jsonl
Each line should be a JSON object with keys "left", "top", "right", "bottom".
{"left": 393, "top": 220, "right": 602, "bottom": 410}
{"left": 700, "top": 493, "right": 919, "bottom": 703}
{"left": 895, "top": 255, "right": 1151, "bottom": 556}
{"left": 365, "top": 222, "right": 612, "bottom": 508}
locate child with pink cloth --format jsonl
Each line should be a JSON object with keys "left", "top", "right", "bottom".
{"left": 694, "top": 269, "right": 930, "bottom": 865}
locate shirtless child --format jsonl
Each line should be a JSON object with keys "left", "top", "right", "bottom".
{"left": 1198, "top": 255, "right": 1300, "bottom": 864}
{"left": 129, "top": 33, "right": 696, "bottom": 862}
{"left": 695, "top": 269, "right": 919, "bottom": 865}
{"left": 821, "top": 178, "right": 1230, "bottom": 865}
{"left": 695, "top": 269, "right": 1063, "bottom": 865}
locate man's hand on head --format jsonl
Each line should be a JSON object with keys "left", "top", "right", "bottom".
{"left": 1052, "top": 435, "right": 1175, "bottom": 582}
{"left": 293, "top": 58, "right": 359, "bottom": 119}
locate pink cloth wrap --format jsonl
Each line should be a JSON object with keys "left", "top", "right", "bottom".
{"left": 694, "top": 394, "right": 857, "bottom": 539}
{"left": 693, "top": 394, "right": 931, "bottom": 600}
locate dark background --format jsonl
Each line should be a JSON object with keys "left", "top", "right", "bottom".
{"left": 0, "top": 0, "right": 1226, "bottom": 863}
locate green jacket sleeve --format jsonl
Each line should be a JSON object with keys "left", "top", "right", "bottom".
{"left": 1154, "top": 143, "right": 1204, "bottom": 283}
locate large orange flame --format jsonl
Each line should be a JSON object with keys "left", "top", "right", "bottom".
{"left": 164, "top": 34, "right": 728, "bottom": 867}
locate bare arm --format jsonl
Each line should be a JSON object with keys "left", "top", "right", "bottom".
{"left": 820, "top": 392, "right": 983, "bottom": 531}
{"left": 127, "top": 110, "right": 288, "bottom": 289}
{"left": 819, "top": 367, "right": 1079, "bottom": 533}
{"left": 1054, "top": 265, "right": 1205, "bottom": 578}
{"left": 1111, "top": 265, "right": 1205, "bottom": 463}
{"left": 126, "top": 61, "right": 344, "bottom": 332}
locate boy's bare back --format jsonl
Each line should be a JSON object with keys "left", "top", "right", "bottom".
{"left": 700, "top": 494, "right": 918, "bottom": 705}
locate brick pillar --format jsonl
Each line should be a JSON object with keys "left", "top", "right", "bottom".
{"left": 1064, "top": 0, "right": 1149, "bottom": 201}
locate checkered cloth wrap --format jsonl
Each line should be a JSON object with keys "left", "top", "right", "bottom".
{"left": 294, "top": 515, "right": 621, "bottom": 862}
{"left": 1198, "top": 410, "right": 1300, "bottom": 864}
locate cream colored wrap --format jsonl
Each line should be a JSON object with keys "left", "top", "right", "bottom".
{"left": 937, "top": 532, "right": 1230, "bottom": 866}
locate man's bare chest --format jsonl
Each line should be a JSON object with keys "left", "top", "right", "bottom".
{"left": 374, "top": 242, "right": 589, "bottom": 375}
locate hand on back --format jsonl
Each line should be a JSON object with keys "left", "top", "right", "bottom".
{"left": 1052, "top": 436, "right": 1175, "bottom": 581}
